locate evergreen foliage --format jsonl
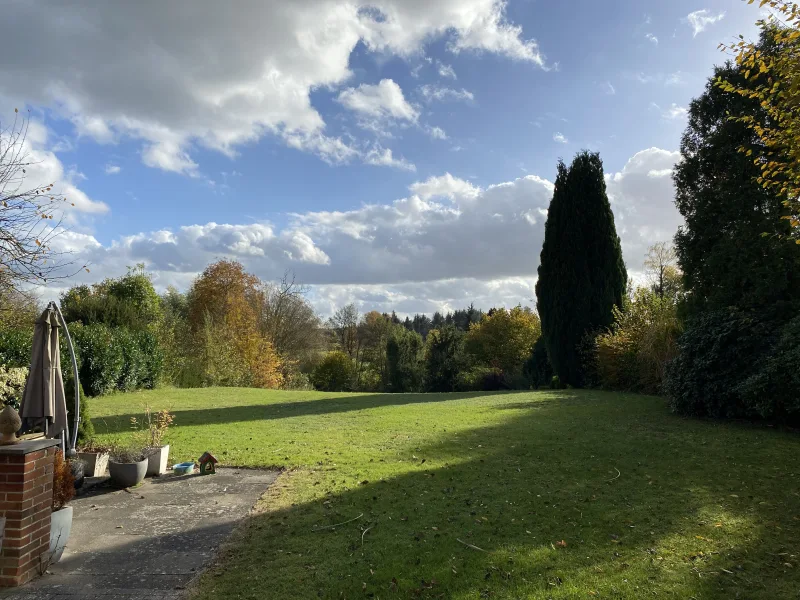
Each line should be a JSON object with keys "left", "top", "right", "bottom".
{"left": 674, "top": 38, "right": 800, "bottom": 318}
{"left": 536, "top": 151, "right": 627, "bottom": 386}
{"left": 424, "top": 325, "right": 465, "bottom": 392}
{"left": 386, "top": 327, "right": 424, "bottom": 393}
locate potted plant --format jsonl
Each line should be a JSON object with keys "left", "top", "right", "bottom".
{"left": 50, "top": 450, "right": 75, "bottom": 563}
{"left": 108, "top": 439, "right": 148, "bottom": 488}
{"left": 142, "top": 407, "right": 174, "bottom": 477}
{"left": 77, "top": 442, "right": 111, "bottom": 478}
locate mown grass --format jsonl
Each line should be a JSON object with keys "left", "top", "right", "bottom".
{"left": 90, "top": 388, "right": 800, "bottom": 599}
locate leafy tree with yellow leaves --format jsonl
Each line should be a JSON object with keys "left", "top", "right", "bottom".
{"left": 718, "top": 0, "right": 800, "bottom": 239}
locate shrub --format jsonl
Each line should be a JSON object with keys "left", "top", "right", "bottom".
{"left": 52, "top": 450, "right": 75, "bottom": 510}
{"left": 523, "top": 336, "right": 553, "bottom": 389}
{"left": 65, "top": 378, "right": 94, "bottom": 447}
{"left": 738, "top": 315, "right": 800, "bottom": 421}
{"left": 595, "top": 289, "right": 681, "bottom": 395}
{"left": 665, "top": 309, "right": 774, "bottom": 419}
{"left": 72, "top": 323, "right": 124, "bottom": 397}
{"left": 282, "top": 370, "right": 314, "bottom": 391}
{"left": 0, "top": 327, "right": 32, "bottom": 368}
{"left": 0, "top": 365, "right": 28, "bottom": 410}
{"left": 312, "top": 351, "right": 355, "bottom": 392}
{"left": 116, "top": 328, "right": 146, "bottom": 392}
{"left": 137, "top": 330, "right": 163, "bottom": 389}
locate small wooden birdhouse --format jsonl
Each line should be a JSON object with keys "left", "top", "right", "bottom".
{"left": 198, "top": 451, "right": 218, "bottom": 475}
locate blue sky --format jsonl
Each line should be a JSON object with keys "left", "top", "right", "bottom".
{"left": 1, "top": 0, "right": 762, "bottom": 315}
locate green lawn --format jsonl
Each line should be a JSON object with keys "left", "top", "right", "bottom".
{"left": 90, "top": 388, "right": 800, "bottom": 599}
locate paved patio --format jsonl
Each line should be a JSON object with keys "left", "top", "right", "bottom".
{"left": 1, "top": 468, "right": 278, "bottom": 600}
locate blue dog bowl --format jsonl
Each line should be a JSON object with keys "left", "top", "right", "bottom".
{"left": 172, "top": 462, "right": 195, "bottom": 475}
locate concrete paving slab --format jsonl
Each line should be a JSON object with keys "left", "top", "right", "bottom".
{"left": 0, "top": 468, "right": 278, "bottom": 600}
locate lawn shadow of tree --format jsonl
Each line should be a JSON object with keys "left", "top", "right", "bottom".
{"left": 91, "top": 391, "right": 512, "bottom": 435}
{"left": 187, "top": 392, "right": 800, "bottom": 599}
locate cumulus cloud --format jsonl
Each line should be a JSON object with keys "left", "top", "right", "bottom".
{"left": 605, "top": 147, "right": 683, "bottom": 269}
{"left": 419, "top": 85, "right": 475, "bottom": 103}
{"left": 104, "top": 164, "right": 121, "bottom": 175}
{"left": 39, "top": 147, "right": 683, "bottom": 314}
{"left": 363, "top": 146, "right": 416, "bottom": 171}
{"left": 338, "top": 79, "right": 419, "bottom": 123}
{"left": 553, "top": 132, "right": 568, "bottom": 144}
{"left": 685, "top": 9, "right": 725, "bottom": 37}
{"left": 645, "top": 33, "right": 658, "bottom": 45}
{"left": 604, "top": 81, "right": 616, "bottom": 95}
{"left": 2, "top": 0, "right": 544, "bottom": 174}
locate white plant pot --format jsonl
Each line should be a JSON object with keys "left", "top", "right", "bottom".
{"left": 146, "top": 444, "right": 169, "bottom": 477}
{"left": 49, "top": 506, "right": 73, "bottom": 564}
{"left": 77, "top": 452, "right": 109, "bottom": 478}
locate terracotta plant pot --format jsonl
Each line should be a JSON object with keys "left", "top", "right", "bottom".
{"left": 49, "top": 506, "right": 73, "bottom": 563}
{"left": 77, "top": 451, "right": 109, "bottom": 478}
{"left": 145, "top": 444, "right": 169, "bottom": 477}
{"left": 108, "top": 458, "right": 147, "bottom": 488}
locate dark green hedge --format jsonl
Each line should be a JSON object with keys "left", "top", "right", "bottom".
{"left": 71, "top": 323, "right": 162, "bottom": 397}
{"left": 665, "top": 310, "right": 799, "bottom": 422}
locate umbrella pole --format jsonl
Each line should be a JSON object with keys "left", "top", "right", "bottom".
{"left": 51, "top": 302, "right": 80, "bottom": 458}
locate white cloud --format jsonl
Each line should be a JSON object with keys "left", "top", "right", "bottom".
{"left": 38, "top": 147, "right": 683, "bottom": 314}
{"left": 363, "top": 147, "right": 416, "bottom": 171}
{"left": 645, "top": 33, "right": 658, "bottom": 45}
{"left": 604, "top": 81, "right": 616, "bottom": 95}
{"left": 2, "top": 113, "right": 109, "bottom": 217}
{"left": 553, "top": 132, "right": 568, "bottom": 144}
{"left": 685, "top": 9, "right": 726, "bottom": 37}
{"left": 663, "top": 103, "right": 688, "bottom": 120}
{"left": 409, "top": 173, "right": 481, "bottom": 200}
{"left": 419, "top": 85, "right": 475, "bottom": 103}
{"left": 605, "top": 147, "right": 683, "bottom": 267}
{"left": 437, "top": 62, "right": 457, "bottom": 79}
{"left": 426, "top": 126, "right": 448, "bottom": 140}
{"left": 104, "top": 164, "right": 121, "bottom": 175}
{"left": 2, "top": 0, "right": 545, "bottom": 175}
{"left": 337, "top": 79, "right": 419, "bottom": 123}
{"left": 635, "top": 71, "right": 685, "bottom": 86}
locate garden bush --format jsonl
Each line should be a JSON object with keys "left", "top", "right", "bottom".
{"left": 0, "top": 365, "right": 28, "bottom": 409}
{"left": 65, "top": 378, "right": 94, "bottom": 446}
{"left": 738, "top": 314, "right": 800, "bottom": 421}
{"left": 523, "top": 336, "right": 553, "bottom": 389}
{"left": 72, "top": 323, "right": 124, "bottom": 397}
{"left": 312, "top": 351, "right": 355, "bottom": 392}
{"left": 664, "top": 309, "right": 778, "bottom": 419}
{"left": 594, "top": 289, "right": 681, "bottom": 395}
{"left": 0, "top": 327, "right": 32, "bottom": 368}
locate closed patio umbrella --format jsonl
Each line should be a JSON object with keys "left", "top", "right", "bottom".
{"left": 20, "top": 305, "right": 69, "bottom": 440}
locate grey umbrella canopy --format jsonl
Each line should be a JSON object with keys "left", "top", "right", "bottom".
{"left": 19, "top": 305, "right": 68, "bottom": 440}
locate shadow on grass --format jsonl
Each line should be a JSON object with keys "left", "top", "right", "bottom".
{"left": 188, "top": 394, "right": 800, "bottom": 600}
{"left": 91, "top": 391, "right": 510, "bottom": 435}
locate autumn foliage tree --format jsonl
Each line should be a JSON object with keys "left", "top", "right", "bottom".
{"left": 187, "top": 259, "right": 282, "bottom": 388}
{"left": 464, "top": 306, "right": 541, "bottom": 375}
{"left": 718, "top": 2, "right": 800, "bottom": 239}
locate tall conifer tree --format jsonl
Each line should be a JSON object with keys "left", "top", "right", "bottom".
{"left": 536, "top": 151, "right": 626, "bottom": 386}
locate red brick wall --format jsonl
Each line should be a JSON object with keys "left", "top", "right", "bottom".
{"left": 0, "top": 447, "right": 56, "bottom": 587}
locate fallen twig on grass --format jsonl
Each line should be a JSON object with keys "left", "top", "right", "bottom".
{"left": 457, "top": 538, "right": 487, "bottom": 552}
{"left": 361, "top": 526, "right": 372, "bottom": 546}
{"left": 313, "top": 513, "right": 364, "bottom": 531}
{"left": 606, "top": 467, "right": 621, "bottom": 483}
